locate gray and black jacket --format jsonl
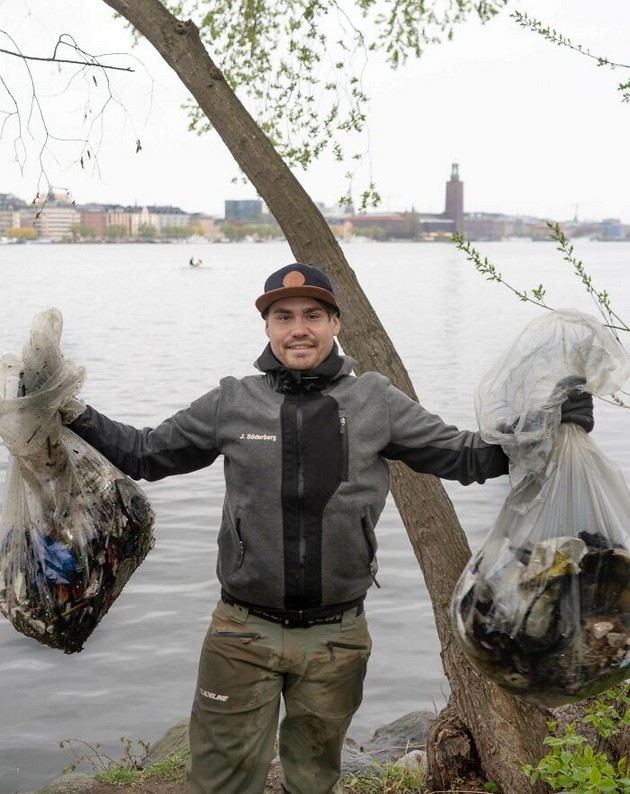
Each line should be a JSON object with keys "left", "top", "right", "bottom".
{"left": 69, "top": 345, "right": 508, "bottom": 614}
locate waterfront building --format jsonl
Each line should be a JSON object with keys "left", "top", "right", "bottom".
{"left": 0, "top": 194, "right": 23, "bottom": 235}
{"left": 19, "top": 193, "right": 80, "bottom": 241}
{"left": 600, "top": 218, "right": 623, "bottom": 240}
{"left": 189, "top": 212, "right": 222, "bottom": 241}
{"left": 344, "top": 164, "right": 463, "bottom": 240}
{"left": 79, "top": 204, "right": 108, "bottom": 238}
{"left": 444, "top": 162, "right": 464, "bottom": 233}
{"left": 225, "top": 199, "right": 263, "bottom": 222}
{"left": 105, "top": 205, "right": 135, "bottom": 237}
{"left": 147, "top": 205, "right": 190, "bottom": 233}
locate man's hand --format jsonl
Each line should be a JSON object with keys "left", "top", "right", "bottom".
{"left": 59, "top": 397, "right": 86, "bottom": 425}
{"left": 560, "top": 388, "right": 594, "bottom": 433}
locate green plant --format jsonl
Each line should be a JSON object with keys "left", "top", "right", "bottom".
{"left": 584, "top": 685, "right": 630, "bottom": 740}
{"left": 59, "top": 735, "right": 188, "bottom": 785}
{"left": 171, "top": 0, "right": 508, "bottom": 186}
{"left": 522, "top": 685, "right": 630, "bottom": 793}
{"left": 129, "top": 749, "right": 189, "bottom": 784}
{"left": 60, "top": 736, "right": 147, "bottom": 780}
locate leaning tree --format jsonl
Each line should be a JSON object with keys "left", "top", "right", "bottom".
{"left": 92, "top": 2, "right": 555, "bottom": 790}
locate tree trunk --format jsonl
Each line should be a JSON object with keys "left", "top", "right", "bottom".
{"left": 102, "top": 2, "right": 552, "bottom": 789}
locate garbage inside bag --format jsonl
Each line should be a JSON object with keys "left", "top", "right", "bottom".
{"left": 451, "top": 309, "right": 630, "bottom": 706}
{"left": 0, "top": 308, "right": 155, "bottom": 653}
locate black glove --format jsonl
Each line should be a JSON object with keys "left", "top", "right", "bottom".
{"left": 558, "top": 376, "right": 594, "bottom": 433}
{"left": 496, "top": 376, "right": 594, "bottom": 437}
{"left": 560, "top": 388, "right": 594, "bottom": 432}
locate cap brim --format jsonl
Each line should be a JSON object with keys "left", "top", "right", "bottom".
{"left": 255, "top": 286, "right": 339, "bottom": 314}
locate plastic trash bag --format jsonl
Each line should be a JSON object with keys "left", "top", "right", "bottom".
{"left": 451, "top": 309, "right": 630, "bottom": 706}
{"left": 0, "top": 308, "right": 155, "bottom": 653}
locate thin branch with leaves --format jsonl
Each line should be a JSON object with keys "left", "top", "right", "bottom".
{"left": 163, "top": 0, "right": 508, "bottom": 208}
{"left": 454, "top": 222, "right": 630, "bottom": 339}
{"left": 512, "top": 10, "right": 630, "bottom": 103}
{"left": 452, "top": 230, "right": 550, "bottom": 309}
{"left": 546, "top": 222, "right": 630, "bottom": 339}
{"left": 453, "top": 223, "right": 630, "bottom": 406}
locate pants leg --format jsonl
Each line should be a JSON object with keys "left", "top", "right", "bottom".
{"left": 279, "top": 609, "right": 372, "bottom": 794}
{"left": 187, "top": 600, "right": 283, "bottom": 794}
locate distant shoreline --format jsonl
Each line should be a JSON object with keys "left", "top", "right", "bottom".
{"left": 3, "top": 235, "right": 627, "bottom": 246}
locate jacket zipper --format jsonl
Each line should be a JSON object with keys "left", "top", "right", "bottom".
{"left": 340, "top": 415, "right": 348, "bottom": 480}
{"left": 297, "top": 394, "right": 306, "bottom": 616}
{"left": 233, "top": 517, "right": 245, "bottom": 568}
{"left": 361, "top": 517, "right": 381, "bottom": 588}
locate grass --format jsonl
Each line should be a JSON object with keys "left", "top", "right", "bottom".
{"left": 60, "top": 736, "right": 188, "bottom": 786}
{"left": 342, "top": 761, "right": 425, "bottom": 792}
{"left": 62, "top": 736, "right": 498, "bottom": 792}
{"left": 94, "top": 749, "right": 189, "bottom": 785}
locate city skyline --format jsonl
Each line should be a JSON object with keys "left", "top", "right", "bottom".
{"left": 1, "top": 150, "right": 628, "bottom": 228}
{"left": 2, "top": 159, "right": 627, "bottom": 228}
{"left": 2, "top": 182, "right": 626, "bottom": 244}
{"left": 1, "top": 2, "right": 629, "bottom": 223}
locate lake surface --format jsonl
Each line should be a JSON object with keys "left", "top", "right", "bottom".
{"left": 1, "top": 238, "right": 629, "bottom": 793}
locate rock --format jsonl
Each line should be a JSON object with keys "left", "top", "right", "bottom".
{"left": 141, "top": 717, "right": 190, "bottom": 768}
{"left": 394, "top": 749, "right": 427, "bottom": 773}
{"left": 137, "top": 711, "right": 435, "bottom": 772}
{"left": 340, "top": 736, "right": 377, "bottom": 778}
{"left": 362, "top": 710, "right": 435, "bottom": 763}
{"left": 36, "top": 771, "right": 104, "bottom": 793}
{"left": 26, "top": 712, "right": 434, "bottom": 793}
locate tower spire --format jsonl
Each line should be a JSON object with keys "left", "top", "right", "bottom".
{"left": 445, "top": 162, "right": 464, "bottom": 233}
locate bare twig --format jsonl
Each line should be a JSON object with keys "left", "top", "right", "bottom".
{"left": 0, "top": 28, "right": 150, "bottom": 203}
{"left": 0, "top": 46, "right": 134, "bottom": 72}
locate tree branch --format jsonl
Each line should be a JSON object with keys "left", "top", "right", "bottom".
{"left": 0, "top": 28, "right": 148, "bottom": 203}
{"left": 0, "top": 46, "right": 134, "bottom": 71}
{"left": 513, "top": 11, "right": 630, "bottom": 74}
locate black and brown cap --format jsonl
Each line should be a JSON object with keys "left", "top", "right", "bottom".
{"left": 255, "top": 263, "right": 340, "bottom": 316}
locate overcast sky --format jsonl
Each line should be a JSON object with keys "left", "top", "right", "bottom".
{"left": 1, "top": 0, "right": 629, "bottom": 222}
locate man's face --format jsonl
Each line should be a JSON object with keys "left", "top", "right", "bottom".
{"left": 265, "top": 296, "right": 340, "bottom": 370}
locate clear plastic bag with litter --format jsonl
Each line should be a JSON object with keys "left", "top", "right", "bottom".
{"left": 0, "top": 308, "right": 155, "bottom": 653}
{"left": 451, "top": 309, "right": 630, "bottom": 706}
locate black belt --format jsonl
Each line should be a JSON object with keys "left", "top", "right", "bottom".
{"left": 221, "top": 592, "right": 364, "bottom": 629}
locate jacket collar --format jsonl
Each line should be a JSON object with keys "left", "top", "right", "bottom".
{"left": 255, "top": 343, "right": 354, "bottom": 392}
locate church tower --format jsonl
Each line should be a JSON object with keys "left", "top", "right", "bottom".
{"left": 444, "top": 162, "right": 464, "bottom": 233}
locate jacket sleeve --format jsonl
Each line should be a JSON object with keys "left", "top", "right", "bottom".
{"left": 68, "top": 390, "right": 222, "bottom": 481}
{"left": 380, "top": 382, "right": 509, "bottom": 485}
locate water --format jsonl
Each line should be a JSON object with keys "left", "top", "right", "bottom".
{"left": 0, "top": 239, "right": 629, "bottom": 793}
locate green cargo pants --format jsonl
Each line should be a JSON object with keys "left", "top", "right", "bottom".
{"left": 187, "top": 599, "right": 372, "bottom": 794}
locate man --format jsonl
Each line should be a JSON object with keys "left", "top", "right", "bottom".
{"left": 65, "top": 263, "right": 593, "bottom": 794}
